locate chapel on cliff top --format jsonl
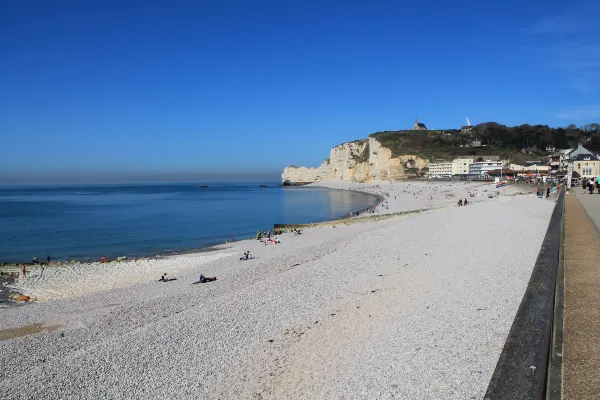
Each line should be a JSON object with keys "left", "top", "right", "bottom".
{"left": 413, "top": 117, "right": 427, "bottom": 130}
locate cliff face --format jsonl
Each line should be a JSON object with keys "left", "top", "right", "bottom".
{"left": 282, "top": 137, "right": 429, "bottom": 184}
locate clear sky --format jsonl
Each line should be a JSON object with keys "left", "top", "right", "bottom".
{"left": 2, "top": 0, "right": 600, "bottom": 184}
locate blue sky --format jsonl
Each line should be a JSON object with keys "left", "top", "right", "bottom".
{"left": 2, "top": 0, "right": 600, "bottom": 184}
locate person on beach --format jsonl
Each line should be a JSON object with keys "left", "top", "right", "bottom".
{"left": 158, "top": 273, "right": 176, "bottom": 282}
{"left": 101, "top": 256, "right": 107, "bottom": 263}
{"left": 458, "top": 199, "right": 463, "bottom": 207}
{"left": 46, "top": 254, "right": 51, "bottom": 264}
{"left": 195, "top": 274, "right": 217, "bottom": 283}
{"left": 464, "top": 198, "right": 468, "bottom": 206}
{"left": 21, "top": 264, "right": 27, "bottom": 279}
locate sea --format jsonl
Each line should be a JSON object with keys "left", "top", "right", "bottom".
{"left": 0, "top": 183, "right": 380, "bottom": 263}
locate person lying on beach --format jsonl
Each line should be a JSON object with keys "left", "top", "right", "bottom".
{"left": 158, "top": 273, "right": 177, "bottom": 282}
{"left": 191, "top": 274, "right": 217, "bottom": 284}
{"left": 239, "top": 251, "right": 254, "bottom": 260}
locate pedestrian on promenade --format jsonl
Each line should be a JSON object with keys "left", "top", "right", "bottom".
{"left": 20, "top": 264, "right": 27, "bottom": 279}
{"left": 546, "top": 187, "right": 550, "bottom": 198}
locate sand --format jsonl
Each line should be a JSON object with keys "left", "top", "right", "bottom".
{"left": 0, "top": 181, "right": 554, "bottom": 399}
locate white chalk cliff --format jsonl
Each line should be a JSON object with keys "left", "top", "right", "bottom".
{"left": 282, "top": 137, "right": 429, "bottom": 184}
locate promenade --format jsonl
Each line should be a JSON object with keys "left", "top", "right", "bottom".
{"left": 563, "top": 189, "right": 600, "bottom": 399}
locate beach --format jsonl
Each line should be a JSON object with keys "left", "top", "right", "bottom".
{"left": 0, "top": 181, "right": 554, "bottom": 399}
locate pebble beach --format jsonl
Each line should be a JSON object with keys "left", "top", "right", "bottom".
{"left": 0, "top": 181, "right": 555, "bottom": 399}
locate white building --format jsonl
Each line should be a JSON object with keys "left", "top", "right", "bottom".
{"left": 469, "top": 158, "right": 502, "bottom": 178}
{"left": 427, "top": 157, "right": 473, "bottom": 178}
{"left": 427, "top": 162, "right": 453, "bottom": 178}
{"left": 427, "top": 156, "right": 502, "bottom": 179}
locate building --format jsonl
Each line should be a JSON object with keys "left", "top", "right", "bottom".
{"left": 427, "top": 157, "right": 473, "bottom": 178}
{"left": 558, "top": 148, "right": 574, "bottom": 172}
{"left": 453, "top": 157, "right": 473, "bottom": 176}
{"left": 509, "top": 163, "right": 551, "bottom": 176}
{"left": 427, "top": 161, "right": 453, "bottom": 178}
{"left": 413, "top": 117, "right": 427, "bottom": 130}
{"left": 469, "top": 156, "right": 502, "bottom": 178}
{"left": 426, "top": 156, "right": 503, "bottom": 179}
{"left": 549, "top": 151, "right": 563, "bottom": 172}
{"left": 568, "top": 143, "right": 594, "bottom": 160}
{"left": 571, "top": 154, "right": 600, "bottom": 179}
{"left": 470, "top": 138, "right": 483, "bottom": 147}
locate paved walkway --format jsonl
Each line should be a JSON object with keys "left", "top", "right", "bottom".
{"left": 563, "top": 190, "right": 600, "bottom": 399}
{"left": 574, "top": 188, "right": 600, "bottom": 232}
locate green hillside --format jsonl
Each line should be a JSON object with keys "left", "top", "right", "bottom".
{"left": 369, "top": 123, "right": 600, "bottom": 162}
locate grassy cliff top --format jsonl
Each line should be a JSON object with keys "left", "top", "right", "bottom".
{"left": 368, "top": 130, "right": 542, "bottom": 163}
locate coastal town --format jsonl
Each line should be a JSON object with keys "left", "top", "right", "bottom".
{"left": 425, "top": 143, "right": 600, "bottom": 184}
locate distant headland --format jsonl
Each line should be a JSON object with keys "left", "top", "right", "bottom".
{"left": 282, "top": 119, "right": 600, "bottom": 184}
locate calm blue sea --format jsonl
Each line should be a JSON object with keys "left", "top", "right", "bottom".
{"left": 0, "top": 183, "right": 379, "bottom": 262}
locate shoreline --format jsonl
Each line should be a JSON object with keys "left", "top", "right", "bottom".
{"left": 0, "top": 187, "right": 382, "bottom": 267}
{"left": 1, "top": 180, "right": 543, "bottom": 304}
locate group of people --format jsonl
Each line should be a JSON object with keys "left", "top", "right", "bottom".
{"left": 536, "top": 187, "right": 551, "bottom": 198}
{"left": 256, "top": 229, "right": 271, "bottom": 240}
{"left": 31, "top": 254, "right": 52, "bottom": 265}
{"left": 239, "top": 251, "right": 254, "bottom": 260}
{"left": 261, "top": 236, "right": 281, "bottom": 245}
{"left": 582, "top": 177, "right": 600, "bottom": 195}
{"left": 20, "top": 254, "right": 53, "bottom": 279}
{"left": 158, "top": 272, "right": 216, "bottom": 283}
{"left": 457, "top": 198, "right": 469, "bottom": 207}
